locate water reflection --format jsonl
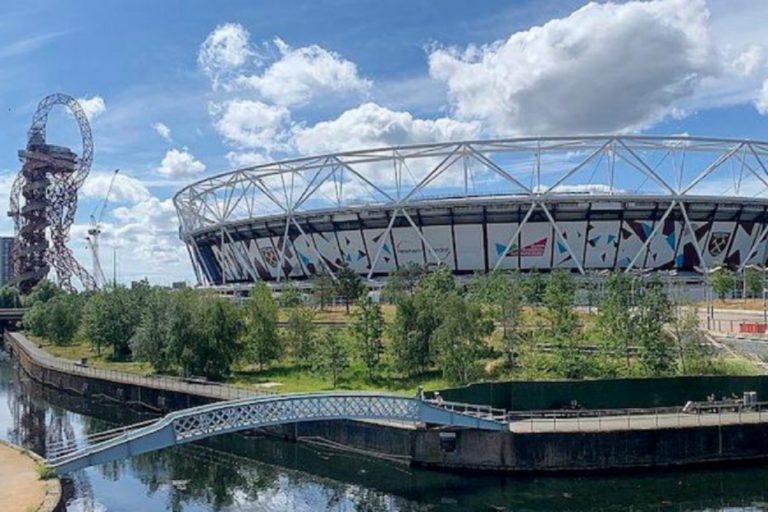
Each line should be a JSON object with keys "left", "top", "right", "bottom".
{"left": 2, "top": 354, "right": 768, "bottom": 511}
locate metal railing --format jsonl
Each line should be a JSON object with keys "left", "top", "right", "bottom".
{"left": 507, "top": 400, "right": 768, "bottom": 433}
{"left": 4, "top": 331, "right": 270, "bottom": 402}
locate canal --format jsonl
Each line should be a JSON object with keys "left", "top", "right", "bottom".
{"left": 2, "top": 353, "right": 768, "bottom": 511}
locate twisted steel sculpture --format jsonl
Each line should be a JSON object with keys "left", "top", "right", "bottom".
{"left": 8, "top": 93, "right": 96, "bottom": 293}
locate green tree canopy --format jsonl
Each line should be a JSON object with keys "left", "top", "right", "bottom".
{"left": 282, "top": 306, "right": 318, "bottom": 370}
{"left": 350, "top": 296, "right": 384, "bottom": 381}
{"left": 711, "top": 269, "right": 735, "bottom": 301}
{"left": 316, "top": 328, "right": 350, "bottom": 388}
{"left": 432, "top": 293, "right": 493, "bottom": 384}
{"left": 334, "top": 264, "right": 365, "bottom": 313}
{"left": 244, "top": 283, "right": 281, "bottom": 370}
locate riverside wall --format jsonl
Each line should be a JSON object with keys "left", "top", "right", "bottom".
{"left": 8, "top": 330, "right": 768, "bottom": 473}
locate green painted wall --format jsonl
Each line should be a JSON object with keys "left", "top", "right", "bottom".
{"left": 434, "top": 376, "right": 768, "bottom": 410}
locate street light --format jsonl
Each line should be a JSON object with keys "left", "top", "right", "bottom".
{"left": 695, "top": 265, "right": 723, "bottom": 331}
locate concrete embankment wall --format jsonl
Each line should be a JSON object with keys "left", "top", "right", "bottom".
{"left": 8, "top": 330, "right": 768, "bottom": 473}
{"left": 3, "top": 331, "right": 218, "bottom": 413}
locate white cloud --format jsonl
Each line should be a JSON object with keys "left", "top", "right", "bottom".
{"left": 731, "top": 45, "right": 765, "bottom": 77}
{"left": 109, "top": 196, "right": 190, "bottom": 274}
{"left": 234, "top": 38, "right": 371, "bottom": 106}
{"left": 77, "top": 96, "right": 106, "bottom": 121}
{"left": 292, "top": 102, "right": 481, "bottom": 154}
{"left": 156, "top": 148, "right": 206, "bottom": 177}
{"left": 225, "top": 151, "right": 269, "bottom": 168}
{"left": 82, "top": 172, "right": 151, "bottom": 204}
{"left": 756, "top": 79, "right": 768, "bottom": 115}
{"left": 212, "top": 99, "right": 291, "bottom": 151}
{"left": 428, "top": 0, "right": 719, "bottom": 135}
{"left": 153, "top": 122, "right": 172, "bottom": 142}
{"left": 198, "top": 23, "right": 255, "bottom": 88}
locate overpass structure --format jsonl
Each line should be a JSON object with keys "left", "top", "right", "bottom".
{"left": 46, "top": 392, "right": 507, "bottom": 474}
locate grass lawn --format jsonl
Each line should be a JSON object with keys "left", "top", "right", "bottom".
{"left": 697, "top": 299, "right": 768, "bottom": 311}
{"left": 35, "top": 337, "right": 155, "bottom": 376}
{"left": 231, "top": 362, "right": 450, "bottom": 394}
{"left": 31, "top": 334, "right": 450, "bottom": 394}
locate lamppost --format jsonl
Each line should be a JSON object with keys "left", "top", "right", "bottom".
{"left": 696, "top": 265, "right": 722, "bottom": 331}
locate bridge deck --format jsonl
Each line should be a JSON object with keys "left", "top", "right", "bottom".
{"left": 47, "top": 392, "right": 506, "bottom": 474}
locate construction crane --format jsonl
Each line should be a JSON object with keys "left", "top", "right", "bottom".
{"left": 86, "top": 169, "right": 119, "bottom": 288}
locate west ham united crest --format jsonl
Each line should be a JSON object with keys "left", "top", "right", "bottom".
{"left": 708, "top": 232, "right": 730, "bottom": 256}
{"left": 260, "top": 247, "right": 279, "bottom": 267}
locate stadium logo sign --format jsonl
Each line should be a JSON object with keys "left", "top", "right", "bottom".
{"left": 506, "top": 237, "right": 548, "bottom": 257}
{"left": 260, "top": 247, "right": 279, "bottom": 267}
{"left": 708, "top": 232, "right": 730, "bottom": 257}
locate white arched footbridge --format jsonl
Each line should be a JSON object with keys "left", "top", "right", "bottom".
{"left": 47, "top": 392, "right": 507, "bottom": 474}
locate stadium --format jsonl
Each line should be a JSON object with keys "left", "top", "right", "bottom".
{"left": 173, "top": 136, "right": 768, "bottom": 287}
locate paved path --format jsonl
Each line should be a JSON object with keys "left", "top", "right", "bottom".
{"left": 510, "top": 410, "right": 768, "bottom": 433}
{"left": 5, "top": 331, "right": 265, "bottom": 402}
{"left": 0, "top": 441, "right": 58, "bottom": 512}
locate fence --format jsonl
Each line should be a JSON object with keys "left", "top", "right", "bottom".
{"left": 4, "top": 331, "right": 269, "bottom": 402}
{"left": 508, "top": 401, "right": 768, "bottom": 433}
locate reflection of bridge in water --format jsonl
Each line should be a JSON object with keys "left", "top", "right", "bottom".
{"left": 47, "top": 392, "right": 507, "bottom": 474}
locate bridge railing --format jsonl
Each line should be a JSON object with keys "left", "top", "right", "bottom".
{"left": 5, "top": 331, "right": 270, "bottom": 403}
{"left": 508, "top": 400, "right": 768, "bottom": 432}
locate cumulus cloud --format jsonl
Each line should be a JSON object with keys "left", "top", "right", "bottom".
{"left": 292, "top": 102, "right": 481, "bottom": 154}
{"left": 156, "top": 148, "right": 206, "bottom": 177}
{"left": 198, "top": 23, "right": 255, "bottom": 87}
{"left": 234, "top": 38, "right": 371, "bottom": 107}
{"left": 110, "top": 196, "right": 189, "bottom": 269}
{"left": 225, "top": 151, "right": 270, "bottom": 168}
{"left": 153, "top": 122, "right": 172, "bottom": 142}
{"left": 76, "top": 96, "right": 106, "bottom": 121}
{"left": 212, "top": 99, "right": 292, "bottom": 151}
{"left": 731, "top": 45, "right": 766, "bottom": 77}
{"left": 82, "top": 172, "right": 151, "bottom": 204}
{"left": 428, "top": 0, "right": 719, "bottom": 135}
{"left": 756, "top": 79, "right": 768, "bottom": 114}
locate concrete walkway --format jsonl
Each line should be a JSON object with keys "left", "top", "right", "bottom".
{"left": 510, "top": 410, "right": 768, "bottom": 433}
{"left": 0, "top": 441, "right": 60, "bottom": 512}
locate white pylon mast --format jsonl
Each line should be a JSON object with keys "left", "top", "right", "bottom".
{"left": 86, "top": 169, "right": 119, "bottom": 288}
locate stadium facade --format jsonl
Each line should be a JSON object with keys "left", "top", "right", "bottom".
{"left": 173, "top": 136, "right": 768, "bottom": 286}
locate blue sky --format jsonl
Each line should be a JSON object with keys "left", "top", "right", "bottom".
{"left": 1, "top": 0, "right": 768, "bottom": 284}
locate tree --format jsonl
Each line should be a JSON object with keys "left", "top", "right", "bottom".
{"left": 312, "top": 272, "right": 334, "bottom": 311}
{"left": 350, "top": 297, "right": 384, "bottom": 381}
{"left": 471, "top": 272, "right": 523, "bottom": 366}
{"left": 432, "top": 293, "right": 493, "bottom": 384}
{"left": 543, "top": 270, "right": 584, "bottom": 379}
{"left": 198, "top": 296, "right": 245, "bottom": 379}
{"left": 711, "top": 268, "right": 735, "bottom": 301}
{"left": 744, "top": 267, "right": 764, "bottom": 299}
{"left": 317, "top": 328, "right": 350, "bottom": 388}
{"left": 277, "top": 281, "right": 303, "bottom": 308}
{"left": 522, "top": 271, "right": 546, "bottom": 305}
{"left": 283, "top": 306, "right": 317, "bottom": 370}
{"left": 597, "top": 272, "right": 637, "bottom": 372}
{"left": 22, "top": 279, "right": 62, "bottom": 306}
{"left": 45, "top": 294, "right": 83, "bottom": 345}
{"left": 22, "top": 302, "right": 48, "bottom": 337}
{"left": 670, "top": 302, "right": 707, "bottom": 374}
{"left": 334, "top": 264, "right": 365, "bottom": 313}
{"left": 383, "top": 262, "right": 425, "bottom": 302}
{"left": 0, "top": 286, "right": 21, "bottom": 308}
{"left": 243, "top": 283, "right": 281, "bottom": 370}
{"left": 389, "top": 291, "right": 441, "bottom": 377}
{"left": 80, "top": 285, "right": 140, "bottom": 359}
{"left": 131, "top": 289, "right": 174, "bottom": 373}
{"left": 418, "top": 265, "right": 455, "bottom": 297}
{"left": 635, "top": 277, "right": 674, "bottom": 375}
